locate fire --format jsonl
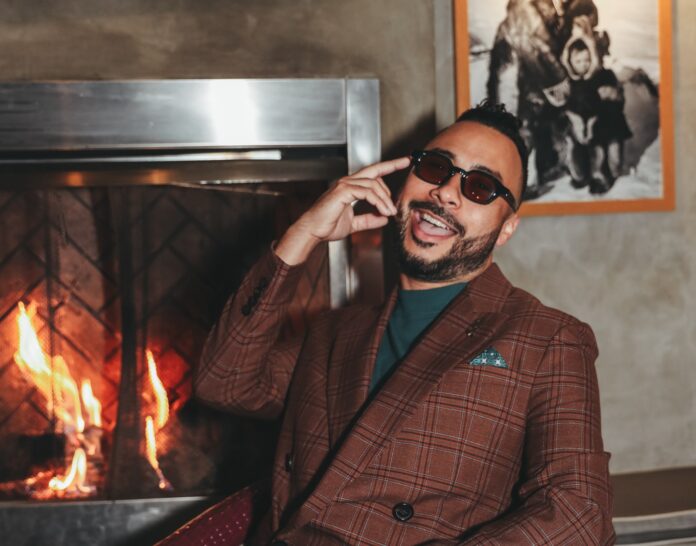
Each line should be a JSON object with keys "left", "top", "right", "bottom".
{"left": 14, "top": 303, "right": 85, "bottom": 433}
{"left": 12, "top": 302, "right": 104, "bottom": 498}
{"left": 54, "top": 356, "right": 85, "bottom": 434}
{"left": 146, "top": 350, "right": 169, "bottom": 430}
{"left": 144, "top": 350, "right": 172, "bottom": 490}
{"left": 11, "top": 300, "right": 175, "bottom": 497}
{"left": 48, "top": 447, "right": 94, "bottom": 494}
{"left": 145, "top": 416, "right": 172, "bottom": 491}
{"left": 81, "top": 379, "right": 102, "bottom": 428}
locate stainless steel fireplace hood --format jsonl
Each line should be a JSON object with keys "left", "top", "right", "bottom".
{"left": 0, "top": 78, "right": 380, "bottom": 188}
{"left": 0, "top": 78, "right": 381, "bottom": 307}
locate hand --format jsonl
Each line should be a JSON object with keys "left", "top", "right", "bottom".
{"left": 275, "top": 157, "right": 410, "bottom": 265}
{"left": 597, "top": 85, "right": 620, "bottom": 101}
{"left": 542, "top": 78, "right": 570, "bottom": 108}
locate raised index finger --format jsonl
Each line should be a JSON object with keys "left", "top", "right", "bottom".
{"left": 351, "top": 156, "right": 411, "bottom": 180}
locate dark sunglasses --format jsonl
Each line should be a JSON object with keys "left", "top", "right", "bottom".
{"left": 411, "top": 150, "right": 518, "bottom": 211}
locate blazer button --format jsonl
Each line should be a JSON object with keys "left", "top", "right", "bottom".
{"left": 241, "top": 303, "right": 251, "bottom": 316}
{"left": 392, "top": 502, "right": 414, "bottom": 522}
{"left": 284, "top": 453, "right": 294, "bottom": 472}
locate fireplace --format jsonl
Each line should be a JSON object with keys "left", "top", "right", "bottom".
{"left": 0, "top": 79, "right": 380, "bottom": 544}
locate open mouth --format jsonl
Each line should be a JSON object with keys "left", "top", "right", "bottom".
{"left": 411, "top": 209, "right": 459, "bottom": 241}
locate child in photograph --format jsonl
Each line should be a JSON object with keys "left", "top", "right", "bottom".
{"left": 562, "top": 28, "right": 633, "bottom": 194}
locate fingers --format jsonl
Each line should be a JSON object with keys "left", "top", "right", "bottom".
{"left": 351, "top": 156, "right": 411, "bottom": 180}
{"left": 350, "top": 174, "right": 392, "bottom": 199}
{"left": 295, "top": 157, "right": 406, "bottom": 241}
{"left": 352, "top": 213, "right": 389, "bottom": 233}
{"left": 341, "top": 183, "right": 396, "bottom": 217}
{"left": 334, "top": 156, "right": 409, "bottom": 215}
{"left": 374, "top": 176, "right": 392, "bottom": 199}
{"left": 341, "top": 178, "right": 396, "bottom": 213}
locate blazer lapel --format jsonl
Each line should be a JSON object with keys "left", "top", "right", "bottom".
{"left": 325, "top": 290, "right": 398, "bottom": 448}
{"left": 288, "top": 263, "right": 514, "bottom": 530}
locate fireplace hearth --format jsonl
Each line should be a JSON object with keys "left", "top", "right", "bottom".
{"left": 0, "top": 78, "right": 380, "bottom": 544}
{"left": 0, "top": 182, "right": 328, "bottom": 499}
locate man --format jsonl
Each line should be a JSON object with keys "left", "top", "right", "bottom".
{"left": 195, "top": 102, "right": 614, "bottom": 544}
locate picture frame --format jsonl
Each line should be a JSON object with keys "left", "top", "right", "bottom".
{"left": 453, "top": 0, "right": 675, "bottom": 216}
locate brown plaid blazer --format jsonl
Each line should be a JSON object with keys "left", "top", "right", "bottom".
{"left": 196, "top": 250, "right": 615, "bottom": 545}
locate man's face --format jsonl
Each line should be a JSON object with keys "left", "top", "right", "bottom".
{"left": 395, "top": 121, "right": 523, "bottom": 284}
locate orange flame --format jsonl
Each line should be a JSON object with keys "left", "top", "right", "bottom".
{"left": 146, "top": 350, "right": 169, "bottom": 430}
{"left": 13, "top": 301, "right": 104, "bottom": 497}
{"left": 81, "top": 379, "right": 102, "bottom": 428}
{"left": 145, "top": 416, "right": 172, "bottom": 490}
{"left": 144, "top": 350, "right": 173, "bottom": 490}
{"left": 14, "top": 303, "right": 84, "bottom": 433}
{"left": 48, "top": 447, "right": 93, "bottom": 494}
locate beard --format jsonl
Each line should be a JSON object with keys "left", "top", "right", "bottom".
{"left": 393, "top": 200, "right": 502, "bottom": 283}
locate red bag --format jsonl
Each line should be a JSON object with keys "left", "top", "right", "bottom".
{"left": 156, "top": 483, "right": 264, "bottom": 546}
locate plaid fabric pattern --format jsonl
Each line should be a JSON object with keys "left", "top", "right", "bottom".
{"left": 196, "top": 250, "right": 615, "bottom": 545}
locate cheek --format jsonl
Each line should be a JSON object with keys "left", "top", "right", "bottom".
{"left": 399, "top": 174, "right": 435, "bottom": 201}
{"left": 456, "top": 205, "right": 507, "bottom": 235}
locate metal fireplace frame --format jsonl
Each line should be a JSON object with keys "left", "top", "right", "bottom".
{"left": 0, "top": 78, "right": 381, "bottom": 308}
{"left": 0, "top": 78, "right": 380, "bottom": 545}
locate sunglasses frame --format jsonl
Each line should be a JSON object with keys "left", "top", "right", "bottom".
{"left": 410, "top": 150, "right": 518, "bottom": 211}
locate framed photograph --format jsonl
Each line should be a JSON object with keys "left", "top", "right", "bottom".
{"left": 454, "top": 0, "right": 675, "bottom": 216}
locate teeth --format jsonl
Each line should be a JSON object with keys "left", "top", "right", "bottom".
{"left": 422, "top": 212, "right": 451, "bottom": 231}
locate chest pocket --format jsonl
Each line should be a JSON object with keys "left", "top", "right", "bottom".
{"left": 386, "top": 365, "right": 529, "bottom": 484}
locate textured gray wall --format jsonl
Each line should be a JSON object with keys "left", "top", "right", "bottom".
{"left": 0, "top": 0, "right": 692, "bottom": 474}
{"left": 0, "top": 0, "right": 436, "bottom": 156}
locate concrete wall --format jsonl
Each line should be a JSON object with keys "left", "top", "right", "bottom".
{"left": 0, "top": 0, "right": 437, "bottom": 157}
{"left": 0, "top": 0, "right": 692, "bottom": 474}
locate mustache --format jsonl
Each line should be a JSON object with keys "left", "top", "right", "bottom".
{"left": 407, "top": 200, "right": 464, "bottom": 234}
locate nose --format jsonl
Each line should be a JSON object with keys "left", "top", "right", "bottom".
{"left": 430, "top": 173, "right": 461, "bottom": 208}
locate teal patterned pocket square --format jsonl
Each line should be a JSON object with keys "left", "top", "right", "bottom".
{"left": 470, "top": 347, "right": 508, "bottom": 369}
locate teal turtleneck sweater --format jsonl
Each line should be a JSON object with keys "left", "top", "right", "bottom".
{"left": 369, "top": 282, "right": 468, "bottom": 394}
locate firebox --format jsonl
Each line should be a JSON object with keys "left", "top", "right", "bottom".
{"left": 0, "top": 79, "right": 380, "bottom": 545}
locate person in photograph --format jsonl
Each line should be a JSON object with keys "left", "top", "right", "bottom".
{"left": 194, "top": 101, "right": 614, "bottom": 544}
{"left": 486, "top": 0, "right": 604, "bottom": 197}
{"left": 561, "top": 23, "right": 633, "bottom": 194}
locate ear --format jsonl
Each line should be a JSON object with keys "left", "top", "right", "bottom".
{"left": 495, "top": 213, "right": 520, "bottom": 248}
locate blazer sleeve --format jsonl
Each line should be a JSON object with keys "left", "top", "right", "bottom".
{"left": 194, "top": 248, "right": 305, "bottom": 420}
{"left": 460, "top": 322, "right": 615, "bottom": 545}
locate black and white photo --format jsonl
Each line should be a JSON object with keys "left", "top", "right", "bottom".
{"left": 457, "top": 0, "right": 674, "bottom": 214}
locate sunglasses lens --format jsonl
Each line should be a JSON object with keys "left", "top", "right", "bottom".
{"left": 415, "top": 154, "right": 451, "bottom": 184}
{"left": 463, "top": 171, "right": 498, "bottom": 204}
